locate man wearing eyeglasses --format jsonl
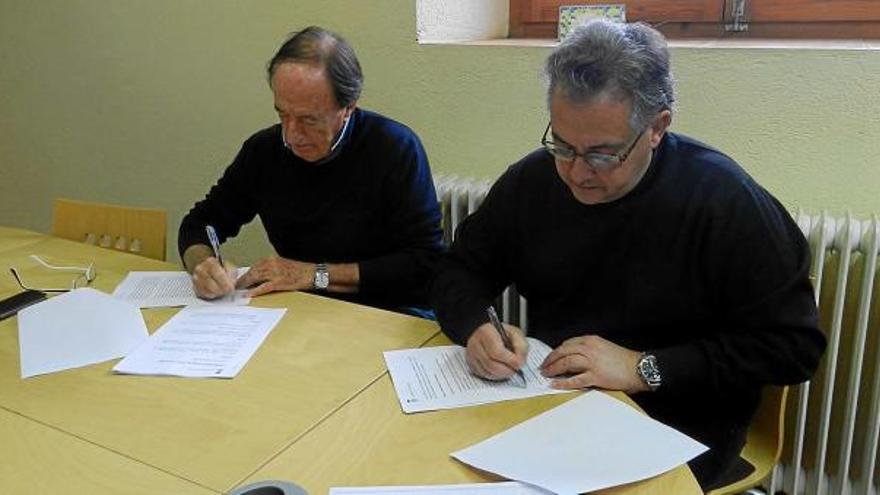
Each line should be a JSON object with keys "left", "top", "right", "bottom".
{"left": 179, "top": 26, "right": 442, "bottom": 315}
{"left": 431, "top": 19, "right": 825, "bottom": 491}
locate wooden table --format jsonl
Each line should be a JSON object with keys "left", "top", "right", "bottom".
{"left": 1, "top": 227, "right": 701, "bottom": 494}
{"left": 0, "top": 407, "right": 218, "bottom": 494}
{"left": 243, "top": 334, "right": 704, "bottom": 495}
{"left": 0, "top": 229, "right": 439, "bottom": 493}
{"left": 0, "top": 226, "right": 45, "bottom": 256}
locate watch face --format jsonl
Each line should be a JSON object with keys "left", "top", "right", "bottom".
{"left": 315, "top": 264, "right": 329, "bottom": 290}
{"left": 638, "top": 355, "right": 662, "bottom": 389}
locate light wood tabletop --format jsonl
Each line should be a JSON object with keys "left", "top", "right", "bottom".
{"left": 0, "top": 231, "right": 441, "bottom": 492}
{"left": 242, "top": 334, "right": 703, "bottom": 495}
{"left": 0, "top": 226, "right": 46, "bottom": 256}
{"left": 0, "top": 407, "right": 218, "bottom": 494}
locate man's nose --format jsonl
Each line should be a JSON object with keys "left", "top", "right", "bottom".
{"left": 568, "top": 156, "right": 597, "bottom": 183}
{"left": 283, "top": 119, "right": 303, "bottom": 141}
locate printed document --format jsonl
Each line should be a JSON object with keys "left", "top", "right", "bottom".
{"left": 384, "top": 338, "right": 571, "bottom": 413}
{"left": 451, "top": 391, "right": 708, "bottom": 495}
{"left": 112, "top": 269, "right": 250, "bottom": 308}
{"left": 113, "top": 305, "right": 285, "bottom": 378}
{"left": 18, "top": 288, "right": 148, "bottom": 378}
{"left": 330, "top": 481, "right": 552, "bottom": 495}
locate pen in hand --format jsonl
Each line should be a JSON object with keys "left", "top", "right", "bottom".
{"left": 487, "top": 306, "right": 527, "bottom": 388}
{"left": 205, "top": 225, "right": 224, "bottom": 267}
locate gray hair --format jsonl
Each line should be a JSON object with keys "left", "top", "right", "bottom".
{"left": 267, "top": 26, "right": 363, "bottom": 108}
{"left": 544, "top": 19, "right": 675, "bottom": 131}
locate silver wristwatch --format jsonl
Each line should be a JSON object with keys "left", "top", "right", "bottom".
{"left": 313, "top": 263, "right": 329, "bottom": 290}
{"left": 636, "top": 353, "right": 662, "bottom": 391}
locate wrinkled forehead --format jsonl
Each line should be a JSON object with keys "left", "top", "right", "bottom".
{"left": 271, "top": 62, "right": 338, "bottom": 112}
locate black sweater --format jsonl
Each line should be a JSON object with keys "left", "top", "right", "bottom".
{"left": 431, "top": 132, "right": 826, "bottom": 487}
{"left": 179, "top": 108, "right": 443, "bottom": 311}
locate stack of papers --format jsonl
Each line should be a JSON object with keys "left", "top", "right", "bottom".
{"left": 114, "top": 306, "right": 286, "bottom": 378}
{"left": 112, "top": 270, "right": 250, "bottom": 308}
{"left": 16, "top": 287, "right": 283, "bottom": 380}
{"left": 384, "top": 338, "right": 570, "bottom": 413}
{"left": 382, "top": 340, "right": 707, "bottom": 493}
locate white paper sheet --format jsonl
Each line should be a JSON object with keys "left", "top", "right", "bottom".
{"left": 112, "top": 305, "right": 285, "bottom": 378}
{"left": 384, "top": 338, "right": 572, "bottom": 413}
{"left": 18, "top": 288, "right": 149, "bottom": 379}
{"left": 330, "top": 481, "right": 553, "bottom": 495}
{"left": 112, "top": 269, "right": 250, "bottom": 308}
{"left": 451, "top": 391, "right": 708, "bottom": 495}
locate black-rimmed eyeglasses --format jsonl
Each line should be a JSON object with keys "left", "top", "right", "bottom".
{"left": 541, "top": 122, "right": 645, "bottom": 172}
{"left": 9, "top": 255, "right": 95, "bottom": 293}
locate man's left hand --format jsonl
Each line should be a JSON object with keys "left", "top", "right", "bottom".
{"left": 540, "top": 334, "right": 649, "bottom": 394}
{"left": 235, "top": 255, "right": 315, "bottom": 297}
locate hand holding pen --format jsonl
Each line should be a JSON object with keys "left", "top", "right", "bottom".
{"left": 463, "top": 306, "right": 529, "bottom": 387}
{"left": 189, "top": 225, "right": 236, "bottom": 299}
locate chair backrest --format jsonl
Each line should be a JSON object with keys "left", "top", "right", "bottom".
{"left": 747, "top": 385, "right": 788, "bottom": 465}
{"left": 707, "top": 385, "right": 788, "bottom": 495}
{"left": 51, "top": 198, "right": 167, "bottom": 261}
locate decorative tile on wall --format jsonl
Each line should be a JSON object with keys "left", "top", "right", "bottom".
{"left": 558, "top": 4, "right": 627, "bottom": 40}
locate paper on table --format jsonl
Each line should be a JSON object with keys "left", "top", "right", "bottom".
{"left": 18, "top": 288, "right": 149, "bottom": 379}
{"left": 112, "top": 305, "right": 285, "bottom": 378}
{"left": 330, "top": 481, "right": 553, "bottom": 495}
{"left": 112, "top": 268, "right": 250, "bottom": 308}
{"left": 384, "top": 337, "right": 571, "bottom": 413}
{"left": 451, "top": 391, "right": 708, "bottom": 495}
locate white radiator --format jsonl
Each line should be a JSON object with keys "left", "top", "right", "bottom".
{"left": 434, "top": 175, "right": 528, "bottom": 330}
{"left": 774, "top": 212, "right": 880, "bottom": 495}
{"left": 435, "top": 175, "right": 880, "bottom": 495}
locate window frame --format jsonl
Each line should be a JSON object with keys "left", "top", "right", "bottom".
{"left": 509, "top": 0, "right": 880, "bottom": 40}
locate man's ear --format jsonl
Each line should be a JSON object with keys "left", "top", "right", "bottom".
{"left": 649, "top": 110, "right": 672, "bottom": 148}
{"left": 343, "top": 102, "right": 358, "bottom": 120}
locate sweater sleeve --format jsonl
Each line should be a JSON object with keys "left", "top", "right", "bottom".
{"left": 430, "top": 168, "right": 518, "bottom": 345}
{"left": 357, "top": 131, "right": 443, "bottom": 306}
{"left": 651, "top": 181, "right": 826, "bottom": 399}
{"left": 178, "top": 136, "right": 260, "bottom": 260}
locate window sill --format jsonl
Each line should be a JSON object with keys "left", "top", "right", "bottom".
{"left": 421, "top": 37, "right": 880, "bottom": 50}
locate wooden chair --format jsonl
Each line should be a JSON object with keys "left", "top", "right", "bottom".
{"left": 51, "top": 198, "right": 167, "bottom": 261}
{"left": 707, "top": 385, "right": 789, "bottom": 495}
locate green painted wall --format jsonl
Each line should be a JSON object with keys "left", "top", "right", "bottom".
{"left": 1, "top": 0, "right": 878, "bottom": 264}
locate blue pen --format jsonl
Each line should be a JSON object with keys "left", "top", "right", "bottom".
{"left": 205, "top": 225, "right": 224, "bottom": 267}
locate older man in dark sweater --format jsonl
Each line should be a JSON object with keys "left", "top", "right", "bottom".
{"left": 180, "top": 27, "right": 442, "bottom": 314}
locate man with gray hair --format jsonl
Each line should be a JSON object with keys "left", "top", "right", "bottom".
{"left": 180, "top": 26, "right": 442, "bottom": 315}
{"left": 431, "top": 19, "right": 825, "bottom": 490}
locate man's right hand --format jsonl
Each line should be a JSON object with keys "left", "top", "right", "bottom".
{"left": 192, "top": 256, "right": 237, "bottom": 299}
{"left": 465, "top": 322, "right": 529, "bottom": 380}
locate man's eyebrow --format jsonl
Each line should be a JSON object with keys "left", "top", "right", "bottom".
{"left": 551, "top": 131, "right": 625, "bottom": 152}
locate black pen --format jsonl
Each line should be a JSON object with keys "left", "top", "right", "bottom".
{"left": 487, "top": 306, "right": 527, "bottom": 388}
{"left": 205, "top": 225, "right": 224, "bottom": 267}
